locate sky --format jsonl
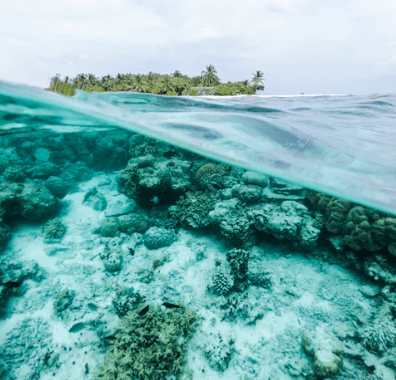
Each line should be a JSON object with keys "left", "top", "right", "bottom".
{"left": 0, "top": 0, "right": 395, "bottom": 95}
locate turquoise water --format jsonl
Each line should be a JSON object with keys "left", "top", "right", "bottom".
{"left": 3, "top": 81, "right": 396, "bottom": 380}
{"left": 1, "top": 81, "right": 396, "bottom": 215}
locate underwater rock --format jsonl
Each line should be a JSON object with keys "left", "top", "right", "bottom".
{"left": 26, "top": 161, "right": 61, "bottom": 180}
{"left": 41, "top": 218, "right": 67, "bottom": 240}
{"left": 220, "top": 209, "right": 253, "bottom": 244}
{"left": 99, "top": 217, "right": 120, "bottom": 238}
{"left": 118, "top": 155, "right": 192, "bottom": 206}
{"left": 242, "top": 170, "right": 269, "bottom": 188}
{"left": 104, "top": 196, "right": 137, "bottom": 217}
{"left": 0, "top": 180, "right": 59, "bottom": 221}
{"left": 61, "top": 161, "right": 93, "bottom": 182}
{"left": 0, "top": 260, "right": 41, "bottom": 315}
{"left": 267, "top": 177, "right": 305, "bottom": 196}
{"left": 301, "top": 330, "right": 343, "bottom": 379}
{"left": 232, "top": 184, "right": 263, "bottom": 203}
{"left": 0, "top": 223, "right": 10, "bottom": 252}
{"left": 249, "top": 201, "right": 322, "bottom": 249}
{"left": 118, "top": 213, "right": 149, "bottom": 234}
{"left": 82, "top": 187, "right": 107, "bottom": 211}
{"left": 363, "top": 255, "right": 396, "bottom": 284}
{"left": 45, "top": 176, "right": 70, "bottom": 199}
{"left": 143, "top": 227, "right": 176, "bottom": 249}
{"left": 170, "top": 191, "right": 220, "bottom": 229}
{"left": 208, "top": 198, "right": 241, "bottom": 225}
{"left": 3, "top": 165, "right": 26, "bottom": 182}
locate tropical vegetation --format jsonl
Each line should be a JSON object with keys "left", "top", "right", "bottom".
{"left": 48, "top": 65, "right": 265, "bottom": 96}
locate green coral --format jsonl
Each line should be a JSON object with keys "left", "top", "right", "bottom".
{"left": 42, "top": 218, "right": 67, "bottom": 240}
{"left": 170, "top": 191, "right": 220, "bottom": 229}
{"left": 96, "top": 305, "right": 198, "bottom": 380}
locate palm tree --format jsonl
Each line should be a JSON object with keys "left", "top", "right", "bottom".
{"left": 132, "top": 74, "right": 148, "bottom": 93}
{"left": 160, "top": 75, "right": 176, "bottom": 93}
{"left": 172, "top": 70, "right": 182, "bottom": 78}
{"left": 250, "top": 71, "right": 265, "bottom": 92}
{"left": 201, "top": 65, "right": 220, "bottom": 87}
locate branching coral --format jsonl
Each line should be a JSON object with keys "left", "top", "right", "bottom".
{"left": 210, "top": 263, "right": 234, "bottom": 295}
{"left": 42, "top": 218, "right": 67, "bottom": 240}
{"left": 360, "top": 319, "right": 396, "bottom": 353}
{"left": 170, "top": 191, "right": 220, "bottom": 229}
{"left": 226, "top": 248, "right": 250, "bottom": 291}
{"left": 96, "top": 305, "right": 198, "bottom": 380}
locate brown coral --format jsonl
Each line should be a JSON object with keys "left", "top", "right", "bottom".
{"left": 324, "top": 197, "right": 352, "bottom": 233}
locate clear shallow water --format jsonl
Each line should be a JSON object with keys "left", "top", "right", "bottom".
{"left": 1, "top": 81, "right": 396, "bottom": 215}
{"left": 2, "top": 82, "right": 396, "bottom": 380}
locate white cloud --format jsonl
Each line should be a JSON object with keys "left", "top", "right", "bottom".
{"left": 0, "top": 0, "right": 395, "bottom": 93}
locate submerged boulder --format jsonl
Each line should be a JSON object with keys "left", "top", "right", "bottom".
{"left": 0, "top": 181, "right": 58, "bottom": 222}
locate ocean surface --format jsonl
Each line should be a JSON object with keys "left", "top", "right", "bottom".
{"left": 1, "top": 82, "right": 396, "bottom": 215}
{"left": 2, "top": 82, "right": 396, "bottom": 380}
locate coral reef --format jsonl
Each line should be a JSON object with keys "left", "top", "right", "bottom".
{"left": 242, "top": 171, "right": 269, "bottom": 188}
{"left": 170, "top": 191, "right": 220, "bottom": 229}
{"left": 53, "top": 289, "right": 75, "bottom": 315}
{"left": 0, "top": 181, "right": 59, "bottom": 222}
{"left": 96, "top": 305, "right": 198, "bottom": 380}
{"left": 232, "top": 184, "right": 263, "bottom": 203}
{"left": 226, "top": 248, "right": 250, "bottom": 291}
{"left": 360, "top": 319, "right": 396, "bottom": 353}
{"left": 209, "top": 263, "right": 234, "bottom": 295}
{"left": 194, "top": 163, "right": 231, "bottom": 191}
{"left": 100, "top": 245, "right": 123, "bottom": 273}
{"left": 42, "top": 218, "right": 67, "bottom": 240}
{"left": 112, "top": 288, "right": 145, "bottom": 317}
{"left": 44, "top": 176, "right": 70, "bottom": 199}
{"left": 249, "top": 201, "right": 322, "bottom": 249}
{"left": 143, "top": 227, "right": 176, "bottom": 250}
{"left": 118, "top": 213, "right": 149, "bottom": 234}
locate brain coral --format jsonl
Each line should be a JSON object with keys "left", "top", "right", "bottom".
{"left": 143, "top": 227, "right": 176, "bottom": 250}
{"left": 324, "top": 197, "right": 352, "bottom": 233}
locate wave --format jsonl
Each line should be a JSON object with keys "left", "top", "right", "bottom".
{"left": 1, "top": 81, "right": 396, "bottom": 215}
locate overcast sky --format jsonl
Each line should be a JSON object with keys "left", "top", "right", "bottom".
{"left": 1, "top": 0, "right": 395, "bottom": 94}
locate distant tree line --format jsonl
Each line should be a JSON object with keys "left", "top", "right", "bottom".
{"left": 48, "top": 65, "right": 264, "bottom": 97}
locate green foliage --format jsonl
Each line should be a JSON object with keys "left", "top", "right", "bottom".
{"left": 183, "top": 89, "right": 199, "bottom": 96}
{"left": 96, "top": 305, "right": 198, "bottom": 380}
{"left": 85, "top": 85, "right": 105, "bottom": 93}
{"left": 201, "top": 64, "right": 220, "bottom": 87}
{"left": 213, "top": 82, "right": 255, "bottom": 96}
{"left": 48, "top": 66, "right": 265, "bottom": 97}
{"left": 250, "top": 70, "right": 265, "bottom": 92}
{"left": 48, "top": 75, "right": 76, "bottom": 96}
